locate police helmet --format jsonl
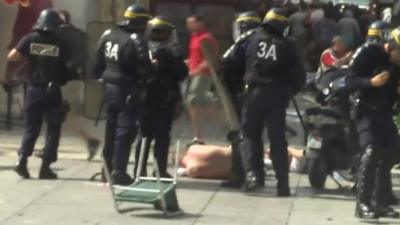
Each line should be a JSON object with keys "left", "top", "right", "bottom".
{"left": 236, "top": 11, "right": 262, "bottom": 34}
{"left": 148, "top": 16, "right": 175, "bottom": 34}
{"left": 367, "top": 20, "right": 391, "bottom": 44}
{"left": 33, "top": 9, "right": 62, "bottom": 32}
{"left": 117, "top": 5, "right": 152, "bottom": 30}
{"left": 263, "top": 8, "right": 289, "bottom": 36}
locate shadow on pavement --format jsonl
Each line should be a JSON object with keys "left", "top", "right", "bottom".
{"left": 177, "top": 179, "right": 220, "bottom": 192}
{"left": 296, "top": 186, "right": 355, "bottom": 202}
{"left": 56, "top": 177, "right": 93, "bottom": 182}
{"left": 134, "top": 212, "right": 200, "bottom": 220}
{"left": 0, "top": 165, "right": 15, "bottom": 171}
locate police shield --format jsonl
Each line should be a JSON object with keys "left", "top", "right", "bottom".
{"left": 82, "top": 21, "right": 113, "bottom": 120}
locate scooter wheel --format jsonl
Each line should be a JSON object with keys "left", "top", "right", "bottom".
{"left": 308, "top": 156, "right": 328, "bottom": 189}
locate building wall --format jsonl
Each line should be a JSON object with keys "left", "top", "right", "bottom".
{"left": 0, "top": 0, "right": 101, "bottom": 79}
{"left": 0, "top": 0, "right": 105, "bottom": 118}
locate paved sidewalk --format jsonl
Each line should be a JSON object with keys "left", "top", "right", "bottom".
{"left": 0, "top": 112, "right": 399, "bottom": 225}
{"left": 0, "top": 135, "right": 399, "bottom": 225}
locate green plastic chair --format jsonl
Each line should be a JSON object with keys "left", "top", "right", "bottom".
{"left": 102, "top": 139, "right": 182, "bottom": 216}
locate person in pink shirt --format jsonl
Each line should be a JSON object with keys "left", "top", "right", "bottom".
{"left": 186, "top": 15, "right": 219, "bottom": 144}
{"left": 319, "top": 36, "right": 353, "bottom": 73}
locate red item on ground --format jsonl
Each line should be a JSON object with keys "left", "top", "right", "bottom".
{"left": 187, "top": 30, "right": 218, "bottom": 76}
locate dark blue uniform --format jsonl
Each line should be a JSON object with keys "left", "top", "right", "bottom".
{"left": 230, "top": 27, "right": 306, "bottom": 191}
{"left": 223, "top": 34, "right": 248, "bottom": 114}
{"left": 134, "top": 42, "right": 187, "bottom": 177}
{"left": 348, "top": 42, "right": 400, "bottom": 211}
{"left": 17, "top": 31, "right": 70, "bottom": 163}
{"left": 221, "top": 31, "right": 255, "bottom": 187}
{"left": 94, "top": 26, "right": 152, "bottom": 177}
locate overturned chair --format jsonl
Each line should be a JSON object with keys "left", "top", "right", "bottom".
{"left": 102, "top": 139, "right": 182, "bottom": 216}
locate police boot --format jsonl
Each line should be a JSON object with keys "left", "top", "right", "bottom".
{"left": 374, "top": 165, "right": 400, "bottom": 218}
{"left": 380, "top": 167, "right": 399, "bottom": 206}
{"left": 381, "top": 151, "right": 400, "bottom": 206}
{"left": 375, "top": 206, "right": 400, "bottom": 218}
{"left": 39, "top": 161, "right": 58, "bottom": 180}
{"left": 275, "top": 165, "right": 290, "bottom": 197}
{"left": 14, "top": 155, "right": 30, "bottom": 179}
{"left": 222, "top": 133, "right": 245, "bottom": 188}
{"left": 221, "top": 174, "right": 244, "bottom": 188}
{"left": 355, "top": 203, "right": 379, "bottom": 219}
{"left": 256, "top": 169, "right": 266, "bottom": 187}
{"left": 355, "top": 146, "right": 379, "bottom": 219}
{"left": 242, "top": 171, "right": 260, "bottom": 192}
{"left": 277, "top": 182, "right": 291, "bottom": 197}
{"left": 111, "top": 170, "right": 133, "bottom": 186}
{"left": 152, "top": 171, "right": 172, "bottom": 178}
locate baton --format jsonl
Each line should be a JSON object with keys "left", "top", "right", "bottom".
{"left": 291, "top": 97, "right": 308, "bottom": 145}
{"left": 94, "top": 81, "right": 105, "bottom": 126}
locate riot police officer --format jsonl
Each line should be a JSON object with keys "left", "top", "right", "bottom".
{"left": 134, "top": 16, "right": 187, "bottom": 178}
{"left": 348, "top": 22, "right": 400, "bottom": 219}
{"left": 233, "top": 11, "right": 262, "bottom": 40}
{"left": 93, "top": 5, "right": 152, "bottom": 185}
{"left": 8, "top": 9, "right": 70, "bottom": 179}
{"left": 224, "top": 11, "right": 262, "bottom": 111}
{"left": 227, "top": 8, "right": 306, "bottom": 196}
{"left": 221, "top": 11, "right": 261, "bottom": 188}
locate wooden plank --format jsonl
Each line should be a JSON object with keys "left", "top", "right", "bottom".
{"left": 200, "top": 39, "right": 240, "bottom": 130}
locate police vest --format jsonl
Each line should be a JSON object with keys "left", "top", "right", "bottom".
{"left": 350, "top": 43, "right": 395, "bottom": 111}
{"left": 26, "top": 32, "right": 69, "bottom": 85}
{"left": 245, "top": 30, "right": 292, "bottom": 85}
{"left": 100, "top": 27, "right": 141, "bottom": 85}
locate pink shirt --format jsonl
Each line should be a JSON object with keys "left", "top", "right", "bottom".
{"left": 188, "top": 30, "right": 218, "bottom": 76}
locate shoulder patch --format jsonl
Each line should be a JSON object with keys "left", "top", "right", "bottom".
{"left": 100, "top": 29, "right": 112, "bottom": 39}
{"left": 104, "top": 29, "right": 112, "bottom": 36}
{"left": 235, "top": 29, "right": 256, "bottom": 42}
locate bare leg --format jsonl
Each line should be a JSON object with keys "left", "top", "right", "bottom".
{"left": 188, "top": 104, "right": 203, "bottom": 140}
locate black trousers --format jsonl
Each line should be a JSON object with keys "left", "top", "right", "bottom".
{"left": 19, "top": 84, "right": 63, "bottom": 163}
{"left": 356, "top": 109, "right": 400, "bottom": 206}
{"left": 240, "top": 86, "right": 289, "bottom": 186}
{"left": 134, "top": 95, "right": 175, "bottom": 177}
{"left": 103, "top": 84, "right": 138, "bottom": 172}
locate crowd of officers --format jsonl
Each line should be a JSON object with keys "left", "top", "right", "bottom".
{"left": 6, "top": 2, "right": 400, "bottom": 220}
{"left": 220, "top": 5, "right": 400, "bottom": 220}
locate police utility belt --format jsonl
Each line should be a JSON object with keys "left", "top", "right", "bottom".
{"left": 356, "top": 100, "right": 396, "bottom": 113}
{"left": 244, "top": 78, "right": 281, "bottom": 91}
{"left": 29, "top": 81, "right": 61, "bottom": 92}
